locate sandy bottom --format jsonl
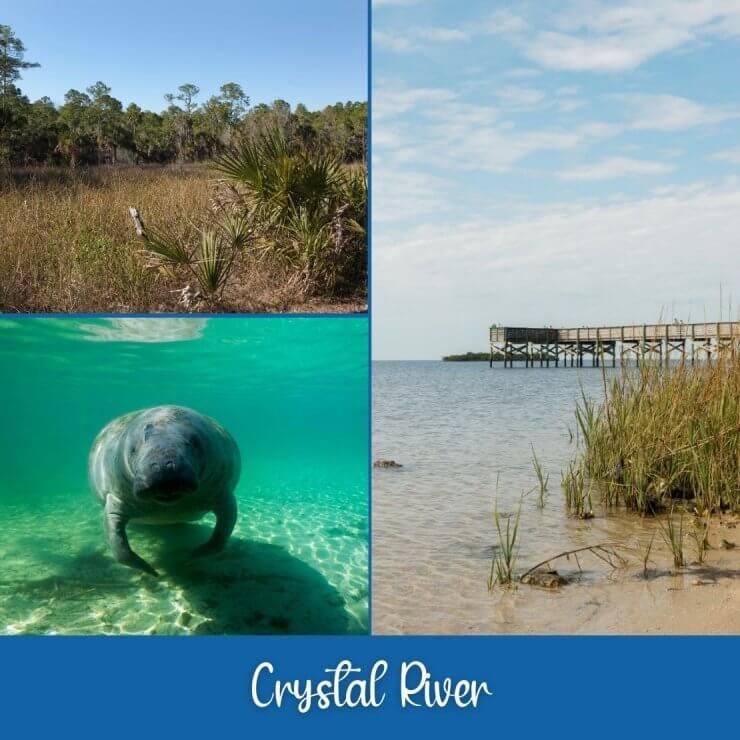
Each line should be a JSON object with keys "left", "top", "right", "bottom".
{"left": 373, "top": 514, "right": 740, "bottom": 635}
{"left": 0, "top": 489, "right": 368, "bottom": 635}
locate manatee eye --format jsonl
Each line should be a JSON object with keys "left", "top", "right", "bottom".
{"left": 189, "top": 435, "right": 202, "bottom": 451}
{"left": 143, "top": 423, "right": 154, "bottom": 441}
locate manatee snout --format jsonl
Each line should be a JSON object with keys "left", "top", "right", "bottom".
{"left": 133, "top": 448, "right": 198, "bottom": 504}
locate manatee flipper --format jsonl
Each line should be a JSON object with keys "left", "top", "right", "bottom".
{"left": 193, "top": 494, "right": 237, "bottom": 558}
{"left": 104, "top": 496, "right": 159, "bottom": 577}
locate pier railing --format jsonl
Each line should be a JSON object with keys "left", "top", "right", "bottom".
{"left": 489, "top": 322, "right": 740, "bottom": 368}
{"left": 491, "top": 323, "right": 740, "bottom": 343}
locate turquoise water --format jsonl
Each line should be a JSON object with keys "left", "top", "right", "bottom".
{"left": 0, "top": 317, "right": 368, "bottom": 635}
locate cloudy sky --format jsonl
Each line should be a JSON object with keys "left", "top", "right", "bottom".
{"left": 372, "top": 0, "right": 740, "bottom": 359}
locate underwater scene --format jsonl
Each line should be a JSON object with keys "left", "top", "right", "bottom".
{"left": 0, "top": 317, "right": 368, "bottom": 635}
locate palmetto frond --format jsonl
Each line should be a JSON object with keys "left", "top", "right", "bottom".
{"left": 220, "top": 213, "right": 252, "bottom": 251}
{"left": 213, "top": 128, "right": 291, "bottom": 206}
{"left": 214, "top": 127, "right": 345, "bottom": 225}
{"left": 193, "top": 230, "right": 230, "bottom": 294}
{"left": 285, "top": 207, "right": 333, "bottom": 264}
{"left": 130, "top": 124, "right": 366, "bottom": 300}
{"left": 140, "top": 224, "right": 191, "bottom": 265}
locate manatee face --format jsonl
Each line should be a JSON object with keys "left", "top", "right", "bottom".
{"left": 127, "top": 417, "right": 206, "bottom": 506}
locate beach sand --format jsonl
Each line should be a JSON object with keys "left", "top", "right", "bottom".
{"left": 373, "top": 515, "right": 739, "bottom": 635}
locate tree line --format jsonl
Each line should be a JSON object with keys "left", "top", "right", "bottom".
{"left": 0, "top": 24, "right": 367, "bottom": 168}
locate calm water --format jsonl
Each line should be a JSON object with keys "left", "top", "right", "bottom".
{"left": 372, "top": 361, "right": 659, "bottom": 634}
{"left": 0, "top": 317, "right": 368, "bottom": 635}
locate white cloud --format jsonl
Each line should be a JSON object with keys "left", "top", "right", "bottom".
{"left": 418, "top": 27, "right": 470, "bottom": 42}
{"left": 374, "top": 1, "right": 740, "bottom": 70}
{"left": 372, "top": 168, "right": 451, "bottom": 224}
{"left": 557, "top": 98, "right": 585, "bottom": 113}
{"left": 375, "top": 83, "right": 586, "bottom": 172}
{"left": 524, "top": 27, "right": 691, "bottom": 72}
{"left": 521, "top": 1, "right": 740, "bottom": 71}
{"left": 374, "top": 24, "right": 471, "bottom": 52}
{"left": 506, "top": 67, "right": 541, "bottom": 78}
{"left": 481, "top": 9, "right": 528, "bottom": 35}
{"left": 558, "top": 156, "right": 674, "bottom": 181}
{"left": 495, "top": 85, "right": 546, "bottom": 109}
{"left": 710, "top": 148, "right": 740, "bottom": 164}
{"left": 373, "top": 179, "right": 740, "bottom": 358}
{"left": 373, "top": 30, "right": 415, "bottom": 53}
{"left": 575, "top": 122, "right": 622, "bottom": 139}
{"left": 621, "top": 94, "right": 738, "bottom": 130}
{"left": 374, "top": 80, "right": 735, "bottom": 181}
{"left": 420, "top": 116, "right": 582, "bottom": 172}
{"left": 373, "top": 8, "right": 527, "bottom": 53}
{"left": 373, "top": 85, "right": 456, "bottom": 120}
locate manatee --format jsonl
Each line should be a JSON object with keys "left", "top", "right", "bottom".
{"left": 88, "top": 405, "right": 241, "bottom": 576}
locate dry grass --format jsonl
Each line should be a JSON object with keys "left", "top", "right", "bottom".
{"left": 0, "top": 165, "right": 367, "bottom": 313}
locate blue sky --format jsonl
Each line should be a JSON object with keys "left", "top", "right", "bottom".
{"left": 372, "top": 0, "right": 740, "bottom": 359}
{"left": 5, "top": 0, "right": 368, "bottom": 111}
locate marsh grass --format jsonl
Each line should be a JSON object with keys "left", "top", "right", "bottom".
{"left": 0, "top": 166, "right": 204, "bottom": 312}
{"left": 0, "top": 163, "right": 366, "bottom": 312}
{"left": 488, "top": 496, "right": 522, "bottom": 590}
{"left": 689, "top": 514, "right": 710, "bottom": 564}
{"left": 659, "top": 507, "right": 686, "bottom": 568}
{"left": 531, "top": 445, "right": 549, "bottom": 508}
{"left": 561, "top": 462, "right": 594, "bottom": 518}
{"left": 572, "top": 352, "right": 740, "bottom": 515}
{"left": 640, "top": 531, "right": 656, "bottom": 577}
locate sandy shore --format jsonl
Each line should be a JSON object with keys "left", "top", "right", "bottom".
{"left": 373, "top": 515, "right": 740, "bottom": 635}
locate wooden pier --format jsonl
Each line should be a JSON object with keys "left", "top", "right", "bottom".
{"left": 489, "top": 322, "right": 740, "bottom": 368}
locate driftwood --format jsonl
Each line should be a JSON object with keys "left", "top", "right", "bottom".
{"left": 128, "top": 206, "right": 145, "bottom": 237}
{"left": 520, "top": 543, "right": 627, "bottom": 584}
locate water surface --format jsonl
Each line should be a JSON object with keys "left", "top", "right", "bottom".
{"left": 373, "top": 360, "right": 666, "bottom": 634}
{"left": 0, "top": 317, "right": 368, "bottom": 635}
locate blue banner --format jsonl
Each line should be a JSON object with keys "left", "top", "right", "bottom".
{"left": 1, "top": 636, "right": 736, "bottom": 736}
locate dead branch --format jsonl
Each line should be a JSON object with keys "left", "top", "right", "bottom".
{"left": 128, "top": 206, "right": 145, "bottom": 237}
{"left": 520, "top": 543, "right": 627, "bottom": 581}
